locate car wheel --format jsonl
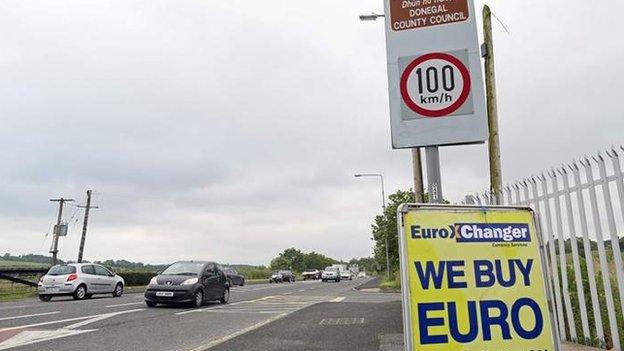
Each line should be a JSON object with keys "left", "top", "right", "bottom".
{"left": 220, "top": 288, "right": 230, "bottom": 304}
{"left": 192, "top": 290, "right": 204, "bottom": 308}
{"left": 73, "top": 284, "right": 87, "bottom": 300}
{"left": 146, "top": 301, "right": 157, "bottom": 307}
{"left": 112, "top": 283, "right": 123, "bottom": 297}
{"left": 240, "top": 279, "right": 245, "bottom": 287}
{"left": 38, "top": 294, "right": 52, "bottom": 302}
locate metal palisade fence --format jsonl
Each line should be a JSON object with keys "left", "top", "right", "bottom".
{"left": 467, "top": 147, "right": 624, "bottom": 351}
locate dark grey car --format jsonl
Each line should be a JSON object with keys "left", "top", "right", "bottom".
{"left": 223, "top": 267, "right": 245, "bottom": 286}
{"left": 144, "top": 261, "right": 230, "bottom": 308}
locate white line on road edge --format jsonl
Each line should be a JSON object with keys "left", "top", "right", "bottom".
{"left": 187, "top": 313, "right": 288, "bottom": 351}
{"left": 0, "top": 311, "right": 60, "bottom": 321}
{"left": 283, "top": 292, "right": 292, "bottom": 295}
{"left": 330, "top": 297, "right": 345, "bottom": 302}
{"left": 106, "top": 301, "right": 145, "bottom": 308}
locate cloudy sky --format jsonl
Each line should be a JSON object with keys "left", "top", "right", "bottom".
{"left": 1, "top": 0, "right": 622, "bottom": 265}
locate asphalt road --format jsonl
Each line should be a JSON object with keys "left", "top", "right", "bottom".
{"left": 0, "top": 278, "right": 400, "bottom": 351}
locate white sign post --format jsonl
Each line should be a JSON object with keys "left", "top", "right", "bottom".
{"left": 382, "top": 0, "right": 488, "bottom": 202}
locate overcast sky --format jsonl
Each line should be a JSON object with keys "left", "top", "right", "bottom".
{"left": 1, "top": 0, "right": 622, "bottom": 265}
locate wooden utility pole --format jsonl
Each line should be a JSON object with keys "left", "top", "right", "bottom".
{"left": 49, "top": 198, "right": 74, "bottom": 265}
{"left": 483, "top": 5, "right": 503, "bottom": 204}
{"left": 77, "top": 190, "right": 98, "bottom": 263}
{"left": 412, "top": 149, "right": 424, "bottom": 202}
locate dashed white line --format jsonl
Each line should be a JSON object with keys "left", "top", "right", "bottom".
{"left": 283, "top": 292, "right": 292, "bottom": 295}
{"left": 330, "top": 297, "right": 345, "bottom": 302}
{"left": 0, "top": 311, "right": 60, "bottom": 321}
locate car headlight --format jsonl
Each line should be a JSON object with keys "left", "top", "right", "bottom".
{"left": 181, "top": 277, "right": 198, "bottom": 285}
{"left": 149, "top": 276, "right": 159, "bottom": 285}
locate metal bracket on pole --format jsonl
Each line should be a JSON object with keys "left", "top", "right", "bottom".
{"left": 425, "top": 146, "right": 443, "bottom": 203}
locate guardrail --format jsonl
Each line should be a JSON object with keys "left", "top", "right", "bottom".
{"left": 466, "top": 146, "right": 624, "bottom": 351}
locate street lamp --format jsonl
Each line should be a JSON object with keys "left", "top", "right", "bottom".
{"left": 359, "top": 13, "right": 385, "bottom": 21}
{"left": 354, "top": 173, "right": 391, "bottom": 279}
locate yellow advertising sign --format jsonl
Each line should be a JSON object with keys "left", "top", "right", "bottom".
{"left": 398, "top": 205, "right": 558, "bottom": 351}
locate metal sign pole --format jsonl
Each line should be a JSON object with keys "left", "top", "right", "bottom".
{"left": 425, "top": 146, "right": 443, "bottom": 203}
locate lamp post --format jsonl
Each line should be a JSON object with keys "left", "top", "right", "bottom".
{"left": 355, "top": 173, "right": 390, "bottom": 279}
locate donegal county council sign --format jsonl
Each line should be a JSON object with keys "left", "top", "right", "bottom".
{"left": 390, "top": 0, "right": 469, "bottom": 31}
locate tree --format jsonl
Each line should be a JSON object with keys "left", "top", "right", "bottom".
{"left": 270, "top": 248, "right": 337, "bottom": 272}
{"left": 369, "top": 189, "right": 440, "bottom": 276}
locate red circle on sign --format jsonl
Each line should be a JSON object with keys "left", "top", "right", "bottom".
{"left": 400, "top": 52, "right": 471, "bottom": 118}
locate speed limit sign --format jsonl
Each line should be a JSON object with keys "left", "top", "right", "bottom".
{"left": 383, "top": 0, "right": 487, "bottom": 148}
{"left": 400, "top": 51, "right": 473, "bottom": 119}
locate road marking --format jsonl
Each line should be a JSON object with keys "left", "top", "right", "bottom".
{"left": 283, "top": 292, "right": 292, "bottom": 295}
{"left": 298, "top": 289, "right": 306, "bottom": 292}
{"left": 0, "top": 309, "right": 144, "bottom": 350}
{"left": 0, "top": 311, "right": 60, "bottom": 322}
{"left": 187, "top": 313, "right": 288, "bottom": 351}
{"left": 331, "top": 297, "right": 345, "bottom": 302}
{"left": 106, "top": 301, "right": 144, "bottom": 308}
{"left": 0, "top": 308, "right": 144, "bottom": 332}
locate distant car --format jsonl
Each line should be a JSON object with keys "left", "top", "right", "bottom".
{"left": 269, "top": 270, "right": 295, "bottom": 283}
{"left": 38, "top": 263, "right": 125, "bottom": 301}
{"left": 340, "top": 270, "right": 352, "bottom": 281}
{"left": 321, "top": 266, "right": 341, "bottom": 282}
{"left": 302, "top": 269, "right": 321, "bottom": 280}
{"left": 223, "top": 267, "right": 245, "bottom": 286}
{"left": 144, "top": 261, "right": 230, "bottom": 308}
{"left": 357, "top": 272, "right": 367, "bottom": 278}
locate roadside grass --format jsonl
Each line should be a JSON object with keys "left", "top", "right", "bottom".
{"left": 0, "top": 281, "right": 37, "bottom": 301}
{"left": 0, "top": 259, "right": 49, "bottom": 269}
{"left": 379, "top": 273, "right": 401, "bottom": 290}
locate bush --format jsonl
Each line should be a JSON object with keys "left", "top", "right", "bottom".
{"left": 116, "top": 271, "right": 155, "bottom": 286}
{"left": 237, "top": 266, "right": 272, "bottom": 280}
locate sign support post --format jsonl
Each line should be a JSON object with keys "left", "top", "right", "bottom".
{"left": 425, "top": 146, "right": 443, "bottom": 203}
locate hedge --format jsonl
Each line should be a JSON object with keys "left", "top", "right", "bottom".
{"left": 116, "top": 271, "right": 156, "bottom": 286}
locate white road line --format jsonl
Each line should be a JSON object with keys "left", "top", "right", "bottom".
{"left": 298, "top": 289, "right": 305, "bottom": 292}
{"left": 188, "top": 313, "right": 288, "bottom": 351}
{"left": 0, "top": 311, "right": 60, "bottom": 321}
{"left": 106, "top": 302, "right": 145, "bottom": 308}
{"left": 63, "top": 309, "right": 145, "bottom": 330}
{"left": 283, "top": 292, "right": 292, "bottom": 295}
{"left": 0, "top": 309, "right": 144, "bottom": 332}
{"left": 331, "top": 297, "right": 345, "bottom": 302}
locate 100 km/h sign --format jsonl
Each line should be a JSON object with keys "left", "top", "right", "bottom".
{"left": 384, "top": 0, "right": 487, "bottom": 148}
{"left": 400, "top": 52, "right": 471, "bottom": 118}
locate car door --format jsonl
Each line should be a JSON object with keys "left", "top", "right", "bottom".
{"left": 93, "top": 265, "right": 115, "bottom": 293}
{"left": 202, "top": 264, "right": 220, "bottom": 300}
{"left": 80, "top": 265, "right": 100, "bottom": 293}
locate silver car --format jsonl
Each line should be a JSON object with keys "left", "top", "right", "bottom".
{"left": 38, "top": 263, "right": 125, "bottom": 301}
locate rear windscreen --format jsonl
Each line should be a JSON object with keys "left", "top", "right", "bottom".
{"left": 48, "top": 265, "right": 76, "bottom": 275}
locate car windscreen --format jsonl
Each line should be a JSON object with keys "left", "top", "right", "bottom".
{"left": 47, "top": 265, "right": 77, "bottom": 275}
{"left": 161, "top": 262, "right": 204, "bottom": 276}
{"left": 325, "top": 267, "right": 338, "bottom": 272}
